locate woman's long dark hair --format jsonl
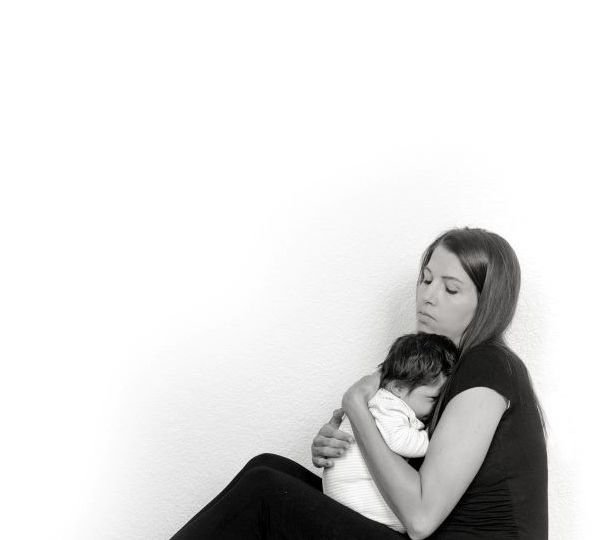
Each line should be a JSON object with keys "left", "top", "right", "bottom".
{"left": 423, "top": 227, "right": 546, "bottom": 436}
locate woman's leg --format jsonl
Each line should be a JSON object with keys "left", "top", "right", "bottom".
{"left": 185, "top": 453, "right": 321, "bottom": 520}
{"left": 170, "top": 456, "right": 408, "bottom": 540}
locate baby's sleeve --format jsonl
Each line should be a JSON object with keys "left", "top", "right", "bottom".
{"left": 370, "top": 399, "right": 429, "bottom": 458}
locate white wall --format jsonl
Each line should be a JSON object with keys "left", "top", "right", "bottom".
{"left": 2, "top": 2, "right": 596, "bottom": 539}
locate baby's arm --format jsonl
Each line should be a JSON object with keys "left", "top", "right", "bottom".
{"left": 369, "top": 398, "right": 429, "bottom": 458}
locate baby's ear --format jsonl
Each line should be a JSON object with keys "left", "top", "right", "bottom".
{"left": 387, "top": 381, "right": 407, "bottom": 398}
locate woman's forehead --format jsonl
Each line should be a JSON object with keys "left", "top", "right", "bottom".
{"left": 427, "top": 245, "right": 468, "bottom": 278}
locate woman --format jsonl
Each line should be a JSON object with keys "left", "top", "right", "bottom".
{"left": 170, "top": 228, "right": 548, "bottom": 539}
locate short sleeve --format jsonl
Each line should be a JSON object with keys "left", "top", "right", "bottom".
{"left": 445, "top": 344, "right": 516, "bottom": 407}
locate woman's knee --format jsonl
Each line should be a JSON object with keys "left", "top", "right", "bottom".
{"left": 238, "top": 465, "right": 286, "bottom": 496}
{"left": 242, "top": 453, "right": 320, "bottom": 490}
{"left": 244, "top": 453, "right": 289, "bottom": 471}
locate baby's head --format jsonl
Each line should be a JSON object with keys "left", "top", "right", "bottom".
{"left": 378, "top": 333, "right": 457, "bottom": 422}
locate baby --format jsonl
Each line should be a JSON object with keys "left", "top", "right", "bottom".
{"left": 323, "top": 332, "right": 457, "bottom": 532}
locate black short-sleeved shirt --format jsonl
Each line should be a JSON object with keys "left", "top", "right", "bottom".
{"left": 430, "top": 343, "right": 548, "bottom": 540}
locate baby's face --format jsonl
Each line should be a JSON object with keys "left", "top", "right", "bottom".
{"left": 392, "top": 375, "right": 447, "bottom": 423}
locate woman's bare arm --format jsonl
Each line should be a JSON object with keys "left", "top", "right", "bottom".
{"left": 342, "top": 375, "right": 507, "bottom": 540}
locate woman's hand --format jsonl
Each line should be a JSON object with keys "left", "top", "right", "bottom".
{"left": 311, "top": 409, "right": 354, "bottom": 468}
{"left": 311, "top": 372, "right": 380, "bottom": 469}
{"left": 341, "top": 371, "right": 381, "bottom": 416}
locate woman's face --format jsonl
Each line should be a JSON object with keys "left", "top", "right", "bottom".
{"left": 416, "top": 244, "right": 479, "bottom": 346}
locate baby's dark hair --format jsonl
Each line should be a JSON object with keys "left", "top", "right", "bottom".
{"left": 378, "top": 333, "right": 458, "bottom": 393}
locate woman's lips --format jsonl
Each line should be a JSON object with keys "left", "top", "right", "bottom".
{"left": 417, "top": 311, "right": 436, "bottom": 321}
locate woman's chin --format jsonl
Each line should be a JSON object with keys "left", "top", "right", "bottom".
{"left": 416, "top": 322, "right": 434, "bottom": 334}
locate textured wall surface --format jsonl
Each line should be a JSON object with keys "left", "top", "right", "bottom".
{"left": 2, "top": 3, "right": 596, "bottom": 540}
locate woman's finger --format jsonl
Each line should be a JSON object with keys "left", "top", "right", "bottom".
{"left": 312, "top": 433, "right": 352, "bottom": 449}
{"left": 328, "top": 408, "right": 344, "bottom": 429}
{"left": 312, "top": 439, "right": 349, "bottom": 457}
{"left": 312, "top": 456, "right": 334, "bottom": 468}
{"left": 317, "top": 424, "right": 354, "bottom": 444}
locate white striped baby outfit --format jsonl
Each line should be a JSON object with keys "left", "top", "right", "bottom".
{"left": 322, "top": 388, "right": 429, "bottom": 532}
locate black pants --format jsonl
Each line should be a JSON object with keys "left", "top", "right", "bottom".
{"left": 170, "top": 453, "right": 408, "bottom": 539}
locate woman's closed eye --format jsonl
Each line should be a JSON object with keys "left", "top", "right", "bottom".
{"left": 422, "top": 278, "right": 458, "bottom": 295}
{"left": 443, "top": 279, "right": 460, "bottom": 295}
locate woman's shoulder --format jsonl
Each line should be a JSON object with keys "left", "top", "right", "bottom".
{"left": 447, "top": 342, "right": 525, "bottom": 404}
{"left": 459, "top": 342, "right": 524, "bottom": 374}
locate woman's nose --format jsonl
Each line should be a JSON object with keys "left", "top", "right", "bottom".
{"left": 421, "top": 281, "right": 439, "bottom": 304}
